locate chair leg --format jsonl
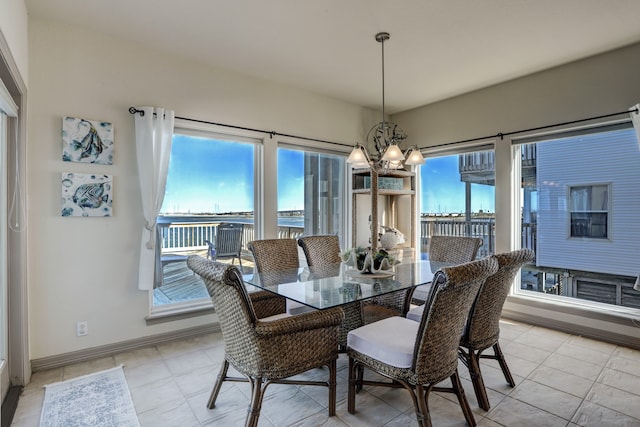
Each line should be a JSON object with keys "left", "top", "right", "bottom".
{"left": 493, "top": 342, "right": 516, "bottom": 387}
{"left": 468, "top": 349, "right": 491, "bottom": 411}
{"left": 450, "top": 370, "right": 476, "bottom": 427}
{"left": 245, "top": 377, "right": 265, "bottom": 427}
{"left": 208, "top": 359, "right": 230, "bottom": 409}
{"left": 328, "top": 359, "right": 337, "bottom": 416}
{"left": 415, "top": 384, "right": 433, "bottom": 427}
{"left": 347, "top": 357, "right": 357, "bottom": 414}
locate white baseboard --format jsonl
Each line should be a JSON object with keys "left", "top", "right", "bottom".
{"left": 30, "top": 323, "right": 222, "bottom": 372}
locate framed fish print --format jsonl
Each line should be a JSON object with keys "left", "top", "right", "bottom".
{"left": 62, "top": 116, "right": 114, "bottom": 164}
{"left": 61, "top": 172, "right": 113, "bottom": 217}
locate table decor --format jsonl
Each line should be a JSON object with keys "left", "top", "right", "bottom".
{"left": 340, "top": 247, "right": 399, "bottom": 274}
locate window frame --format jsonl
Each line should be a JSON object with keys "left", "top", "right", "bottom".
{"left": 568, "top": 183, "right": 611, "bottom": 240}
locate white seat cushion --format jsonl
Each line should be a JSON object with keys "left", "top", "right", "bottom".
{"left": 411, "top": 284, "right": 431, "bottom": 303}
{"left": 261, "top": 312, "right": 291, "bottom": 321}
{"left": 406, "top": 304, "right": 425, "bottom": 322}
{"left": 347, "top": 316, "right": 419, "bottom": 368}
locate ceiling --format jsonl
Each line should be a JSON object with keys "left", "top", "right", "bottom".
{"left": 25, "top": 0, "right": 640, "bottom": 114}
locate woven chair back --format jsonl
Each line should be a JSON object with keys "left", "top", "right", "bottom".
{"left": 248, "top": 238, "right": 300, "bottom": 287}
{"left": 186, "top": 256, "right": 260, "bottom": 365}
{"left": 427, "top": 235, "right": 483, "bottom": 264}
{"left": 463, "top": 248, "right": 536, "bottom": 350}
{"left": 215, "top": 222, "right": 244, "bottom": 258}
{"left": 412, "top": 257, "right": 498, "bottom": 384}
{"left": 298, "top": 235, "right": 342, "bottom": 266}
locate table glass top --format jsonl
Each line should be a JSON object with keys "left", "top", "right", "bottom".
{"left": 243, "top": 259, "right": 449, "bottom": 310}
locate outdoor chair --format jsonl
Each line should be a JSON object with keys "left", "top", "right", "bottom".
{"left": 205, "top": 222, "right": 244, "bottom": 271}
{"left": 298, "top": 235, "right": 364, "bottom": 348}
{"left": 458, "top": 248, "right": 536, "bottom": 410}
{"left": 187, "top": 256, "right": 343, "bottom": 427}
{"left": 346, "top": 257, "right": 498, "bottom": 427}
{"left": 411, "top": 235, "right": 483, "bottom": 304}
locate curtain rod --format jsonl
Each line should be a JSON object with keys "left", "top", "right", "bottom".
{"left": 128, "top": 107, "right": 353, "bottom": 148}
{"left": 424, "top": 107, "right": 639, "bottom": 150}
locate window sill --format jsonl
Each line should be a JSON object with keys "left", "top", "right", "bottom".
{"left": 503, "top": 292, "right": 640, "bottom": 349}
{"left": 146, "top": 298, "right": 215, "bottom": 325}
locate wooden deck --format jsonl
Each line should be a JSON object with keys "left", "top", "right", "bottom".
{"left": 153, "top": 252, "right": 256, "bottom": 306}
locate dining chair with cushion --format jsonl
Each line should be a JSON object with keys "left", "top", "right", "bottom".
{"left": 205, "top": 222, "right": 244, "bottom": 271}
{"left": 458, "top": 248, "right": 536, "bottom": 411}
{"left": 411, "top": 235, "right": 483, "bottom": 305}
{"left": 346, "top": 257, "right": 499, "bottom": 427}
{"left": 187, "top": 256, "right": 343, "bottom": 427}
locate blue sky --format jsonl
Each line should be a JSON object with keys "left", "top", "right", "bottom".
{"left": 161, "top": 134, "right": 496, "bottom": 214}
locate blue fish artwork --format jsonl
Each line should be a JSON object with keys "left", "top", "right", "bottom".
{"left": 62, "top": 117, "right": 114, "bottom": 164}
{"left": 72, "top": 183, "right": 109, "bottom": 209}
{"left": 61, "top": 172, "right": 113, "bottom": 217}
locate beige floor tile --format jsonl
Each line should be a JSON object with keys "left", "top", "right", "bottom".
{"left": 527, "top": 365, "right": 594, "bottom": 398}
{"left": 542, "top": 353, "right": 605, "bottom": 381}
{"left": 586, "top": 382, "right": 640, "bottom": 419}
{"left": 572, "top": 401, "right": 640, "bottom": 427}
{"left": 510, "top": 379, "right": 582, "bottom": 420}
{"left": 607, "top": 351, "right": 640, "bottom": 377}
{"left": 138, "top": 400, "right": 201, "bottom": 427}
{"left": 485, "top": 396, "right": 568, "bottom": 426}
{"left": 123, "top": 359, "right": 173, "bottom": 389}
{"left": 597, "top": 367, "right": 640, "bottom": 396}
{"left": 10, "top": 320, "right": 640, "bottom": 427}
{"left": 555, "top": 341, "right": 613, "bottom": 366}
{"left": 61, "top": 356, "right": 117, "bottom": 380}
{"left": 565, "top": 335, "right": 618, "bottom": 355}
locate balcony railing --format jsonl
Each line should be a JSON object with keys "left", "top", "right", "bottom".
{"left": 159, "top": 221, "right": 304, "bottom": 255}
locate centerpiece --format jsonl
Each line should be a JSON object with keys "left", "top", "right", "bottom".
{"left": 340, "top": 247, "right": 399, "bottom": 274}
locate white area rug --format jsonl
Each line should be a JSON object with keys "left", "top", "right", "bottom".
{"left": 40, "top": 365, "right": 140, "bottom": 427}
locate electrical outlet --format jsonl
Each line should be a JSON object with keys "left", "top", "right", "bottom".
{"left": 76, "top": 321, "right": 88, "bottom": 336}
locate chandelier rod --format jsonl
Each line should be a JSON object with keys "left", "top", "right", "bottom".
{"left": 376, "top": 32, "right": 390, "bottom": 132}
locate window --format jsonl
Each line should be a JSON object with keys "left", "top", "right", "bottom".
{"left": 569, "top": 184, "right": 609, "bottom": 239}
{"left": 516, "top": 125, "right": 640, "bottom": 308}
{"left": 277, "top": 147, "right": 345, "bottom": 239}
{"left": 419, "top": 148, "right": 496, "bottom": 259}
{"left": 153, "top": 131, "right": 259, "bottom": 309}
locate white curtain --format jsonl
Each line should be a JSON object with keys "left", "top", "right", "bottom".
{"left": 134, "top": 106, "right": 175, "bottom": 290}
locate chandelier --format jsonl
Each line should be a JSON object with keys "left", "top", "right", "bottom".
{"left": 347, "top": 32, "right": 424, "bottom": 170}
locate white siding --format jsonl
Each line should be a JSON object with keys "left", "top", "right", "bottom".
{"left": 536, "top": 127, "right": 640, "bottom": 277}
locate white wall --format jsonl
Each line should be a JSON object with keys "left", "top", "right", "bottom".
{"left": 27, "top": 17, "right": 370, "bottom": 359}
{"left": 0, "top": 0, "right": 28, "bottom": 84}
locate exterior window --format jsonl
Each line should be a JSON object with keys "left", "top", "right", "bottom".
{"left": 277, "top": 147, "right": 345, "bottom": 238}
{"left": 517, "top": 126, "right": 640, "bottom": 308}
{"left": 569, "top": 185, "right": 609, "bottom": 239}
{"left": 419, "top": 149, "right": 496, "bottom": 259}
{"left": 154, "top": 132, "right": 258, "bottom": 308}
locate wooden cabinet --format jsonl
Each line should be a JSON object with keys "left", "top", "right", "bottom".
{"left": 351, "top": 168, "right": 416, "bottom": 253}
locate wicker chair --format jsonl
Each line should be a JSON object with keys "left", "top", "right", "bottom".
{"left": 297, "top": 235, "right": 342, "bottom": 265}
{"left": 187, "top": 256, "right": 343, "bottom": 427}
{"left": 458, "top": 248, "right": 536, "bottom": 411}
{"left": 411, "top": 235, "right": 483, "bottom": 305}
{"left": 298, "top": 235, "right": 364, "bottom": 348}
{"left": 248, "top": 238, "right": 303, "bottom": 314}
{"left": 347, "top": 257, "right": 499, "bottom": 427}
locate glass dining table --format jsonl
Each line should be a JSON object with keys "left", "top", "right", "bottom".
{"left": 243, "top": 258, "right": 448, "bottom": 310}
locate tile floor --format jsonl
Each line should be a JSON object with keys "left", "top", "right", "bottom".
{"left": 11, "top": 319, "right": 640, "bottom": 426}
